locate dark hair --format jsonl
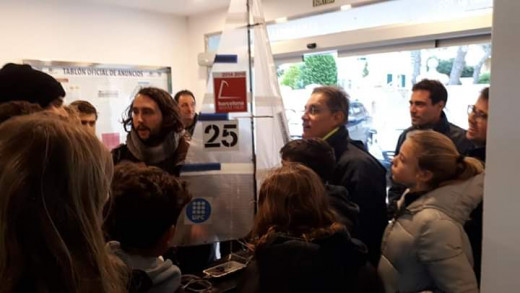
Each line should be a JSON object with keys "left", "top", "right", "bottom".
{"left": 280, "top": 138, "right": 336, "bottom": 182}
{"left": 252, "top": 163, "right": 341, "bottom": 248}
{"left": 0, "top": 101, "right": 43, "bottom": 125}
{"left": 312, "top": 86, "right": 349, "bottom": 123}
{"left": 406, "top": 130, "right": 484, "bottom": 189}
{"left": 122, "top": 87, "right": 183, "bottom": 134}
{"left": 174, "top": 89, "right": 195, "bottom": 103}
{"left": 105, "top": 163, "right": 192, "bottom": 250}
{"left": 480, "top": 87, "right": 489, "bottom": 101}
{"left": 412, "top": 79, "right": 448, "bottom": 105}
{"left": 0, "top": 63, "right": 65, "bottom": 108}
{"left": 70, "top": 100, "right": 98, "bottom": 119}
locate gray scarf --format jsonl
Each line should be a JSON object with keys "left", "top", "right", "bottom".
{"left": 126, "top": 130, "right": 182, "bottom": 164}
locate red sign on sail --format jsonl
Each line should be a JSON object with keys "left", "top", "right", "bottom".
{"left": 213, "top": 72, "right": 247, "bottom": 113}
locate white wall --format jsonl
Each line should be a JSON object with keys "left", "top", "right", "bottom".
{"left": 186, "top": 8, "right": 227, "bottom": 104}
{"left": 0, "top": 0, "right": 189, "bottom": 91}
{"left": 481, "top": 0, "right": 520, "bottom": 291}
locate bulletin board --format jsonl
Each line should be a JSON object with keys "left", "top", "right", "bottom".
{"left": 24, "top": 60, "right": 172, "bottom": 150}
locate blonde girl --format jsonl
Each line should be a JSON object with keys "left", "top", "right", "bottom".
{"left": 379, "top": 130, "right": 483, "bottom": 293}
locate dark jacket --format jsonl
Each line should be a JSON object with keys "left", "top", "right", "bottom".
{"left": 388, "top": 111, "right": 474, "bottom": 214}
{"left": 467, "top": 146, "right": 486, "bottom": 163}
{"left": 185, "top": 113, "right": 198, "bottom": 138}
{"left": 238, "top": 229, "right": 384, "bottom": 293}
{"left": 326, "top": 125, "right": 387, "bottom": 266}
{"left": 326, "top": 184, "right": 359, "bottom": 233}
{"left": 465, "top": 146, "right": 486, "bottom": 285}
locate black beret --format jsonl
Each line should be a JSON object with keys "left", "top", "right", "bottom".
{"left": 0, "top": 63, "right": 66, "bottom": 108}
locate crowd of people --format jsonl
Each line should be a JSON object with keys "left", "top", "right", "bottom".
{"left": 0, "top": 62, "right": 488, "bottom": 293}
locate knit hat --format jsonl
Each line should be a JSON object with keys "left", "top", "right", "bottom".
{"left": 0, "top": 63, "right": 66, "bottom": 108}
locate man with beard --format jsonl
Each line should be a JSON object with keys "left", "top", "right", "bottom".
{"left": 387, "top": 79, "right": 474, "bottom": 216}
{"left": 112, "top": 87, "right": 188, "bottom": 175}
{"left": 112, "top": 87, "right": 215, "bottom": 274}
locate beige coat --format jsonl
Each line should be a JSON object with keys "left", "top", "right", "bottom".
{"left": 379, "top": 173, "right": 483, "bottom": 293}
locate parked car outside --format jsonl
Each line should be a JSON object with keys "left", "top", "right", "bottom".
{"left": 346, "top": 101, "right": 374, "bottom": 148}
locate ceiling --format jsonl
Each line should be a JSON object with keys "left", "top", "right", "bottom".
{"left": 77, "top": 0, "right": 232, "bottom": 16}
{"left": 57, "top": 0, "right": 391, "bottom": 17}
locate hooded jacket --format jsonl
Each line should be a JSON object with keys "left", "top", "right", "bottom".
{"left": 238, "top": 229, "right": 384, "bottom": 293}
{"left": 108, "top": 241, "right": 182, "bottom": 293}
{"left": 378, "top": 173, "right": 483, "bottom": 293}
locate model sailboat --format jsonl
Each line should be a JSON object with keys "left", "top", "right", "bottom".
{"left": 173, "top": 0, "right": 289, "bottom": 246}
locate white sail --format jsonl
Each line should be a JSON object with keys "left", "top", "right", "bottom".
{"left": 172, "top": 0, "right": 288, "bottom": 246}
{"left": 250, "top": 0, "right": 290, "bottom": 185}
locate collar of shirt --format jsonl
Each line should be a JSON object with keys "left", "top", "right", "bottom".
{"left": 322, "top": 127, "right": 340, "bottom": 140}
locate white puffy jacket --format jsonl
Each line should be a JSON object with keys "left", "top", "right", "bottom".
{"left": 378, "top": 173, "right": 483, "bottom": 293}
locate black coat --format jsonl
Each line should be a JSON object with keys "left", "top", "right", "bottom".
{"left": 184, "top": 113, "right": 198, "bottom": 138}
{"left": 465, "top": 146, "right": 486, "bottom": 285}
{"left": 326, "top": 184, "right": 359, "bottom": 233}
{"left": 238, "top": 230, "right": 384, "bottom": 293}
{"left": 326, "top": 125, "right": 387, "bottom": 266}
{"left": 388, "top": 111, "right": 474, "bottom": 214}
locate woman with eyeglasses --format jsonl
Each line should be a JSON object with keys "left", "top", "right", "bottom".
{"left": 464, "top": 86, "right": 489, "bottom": 285}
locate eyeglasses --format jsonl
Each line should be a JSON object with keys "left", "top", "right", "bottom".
{"left": 304, "top": 105, "right": 339, "bottom": 115}
{"left": 467, "top": 105, "right": 488, "bottom": 120}
{"left": 304, "top": 105, "right": 325, "bottom": 115}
